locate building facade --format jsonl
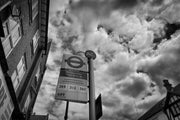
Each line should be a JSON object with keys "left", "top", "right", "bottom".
{"left": 0, "top": 0, "right": 50, "bottom": 120}
{"left": 138, "top": 80, "right": 180, "bottom": 120}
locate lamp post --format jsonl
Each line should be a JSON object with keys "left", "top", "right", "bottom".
{"left": 85, "top": 50, "right": 96, "bottom": 120}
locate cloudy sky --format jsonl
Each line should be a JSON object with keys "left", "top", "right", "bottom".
{"left": 33, "top": 0, "right": 180, "bottom": 120}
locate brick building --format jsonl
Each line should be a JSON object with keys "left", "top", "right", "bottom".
{"left": 0, "top": 0, "right": 50, "bottom": 120}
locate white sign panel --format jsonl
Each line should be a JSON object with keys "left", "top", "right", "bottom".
{"left": 0, "top": 66, "right": 14, "bottom": 120}
{"left": 55, "top": 54, "right": 88, "bottom": 103}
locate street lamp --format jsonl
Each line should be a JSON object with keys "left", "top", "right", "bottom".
{"left": 75, "top": 50, "right": 96, "bottom": 120}
{"left": 85, "top": 50, "right": 96, "bottom": 120}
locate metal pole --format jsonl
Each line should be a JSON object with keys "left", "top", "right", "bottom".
{"left": 64, "top": 101, "right": 69, "bottom": 120}
{"left": 88, "top": 58, "right": 96, "bottom": 120}
{"left": 85, "top": 50, "right": 96, "bottom": 120}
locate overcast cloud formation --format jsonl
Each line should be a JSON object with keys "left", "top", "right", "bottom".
{"left": 33, "top": 0, "right": 180, "bottom": 120}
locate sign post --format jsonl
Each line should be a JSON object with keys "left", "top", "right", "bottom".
{"left": 85, "top": 50, "right": 96, "bottom": 120}
{"left": 55, "top": 54, "right": 89, "bottom": 120}
{"left": 55, "top": 50, "right": 97, "bottom": 120}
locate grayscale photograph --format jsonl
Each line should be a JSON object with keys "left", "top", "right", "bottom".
{"left": 0, "top": 0, "right": 180, "bottom": 120}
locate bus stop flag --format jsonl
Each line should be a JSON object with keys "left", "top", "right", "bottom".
{"left": 55, "top": 54, "right": 88, "bottom": 103}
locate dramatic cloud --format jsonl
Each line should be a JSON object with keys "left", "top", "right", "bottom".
{"left": 106, "top": 52, "right": 135, "bottom": 80}
{"left": 119, "top": 76, "right": 148, "bottom": 98}
{"left": 70, "top": 0, "right": 139, "bottom": 17}
{"left": 33, "top": 0, "right": 180, "bottom": 120}
{"left": 138, "top": 36, "right": 180, "bottom": 88}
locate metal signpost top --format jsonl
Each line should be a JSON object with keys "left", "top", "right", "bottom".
{"left": 85, "top": 50, "right": 96, "bottom": 60}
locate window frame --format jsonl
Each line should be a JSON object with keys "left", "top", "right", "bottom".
{"left": 29, "top": 0, "right": 39, "bottom": 22}
{"left": 11, "top": 55, "right": 26, "bottom": 91}
{"left": 1, "top": 16, "right": 22, "bottom": 57}
{"left": 166, "top": 95, "right": 180, "bottom": 119}
{"left": 32, "top": 0, "right": 38, "bottom": 20}
{"left": 32, "top": 29, "right": 40, "bottom": 53}
{"left": 35, "top": 64, "right": 40, "bottom": 81}
{"left": 23, "top": 92, "right": 31, "bottom": 113}
{"left": 17, "top": 55, "right": 26, "bottom": 82}
{"left": 11, "top": 70, "right": 19, "bottom": 91}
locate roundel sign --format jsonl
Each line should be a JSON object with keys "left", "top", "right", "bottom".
{"left": 66, "top": 56, "right": 84, "bottom": 68}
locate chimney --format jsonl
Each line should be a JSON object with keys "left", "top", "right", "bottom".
{"left": 163, "top": 79, "right": 173, "bottom": 92}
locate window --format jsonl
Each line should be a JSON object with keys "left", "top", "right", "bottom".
{"left": 32, "top": 29, "right": 40, "bottom": 53}
{"left": 11, "top": 70, "right": 19, "bottom": 91}
{"left": 174, "top": 96, "right": 178, "bottom": 101}
{"left": 31, "top": 0, "right": 39, "bottom": 21}
{"left": 4, "top": 109, "right": 9, "bottom": 120}
{"left": 1, "top": 16, "right": 21, "bottom": 57}
{"left": 23, "top": 92, "right": 31, "bottom": 113}
{"left": 171, "top": 106, "right": 177, "bottom": 116}
{"left": 32, "top": 65, "right": 40, "bottom": 89}
{"left": 35, "top": 65, "right": 40, "bottom": 81}
{"left": 17, "top": 55, "right": 26, "bottom": 81}
{"left": 178, "top": 102, "right": 180, "bottom": 107}
{"left": 11, "top": 55, "right": 26, "bottom": 91}
{"left": 167, "top": 95, "right": 180, "bottom": 119}
{"left": 174, "top": 104, "right": 180, "bottom": 113}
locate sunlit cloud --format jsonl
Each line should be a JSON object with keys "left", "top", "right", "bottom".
{"left": 33, "top": 0, "right": 180, "bottom": 120}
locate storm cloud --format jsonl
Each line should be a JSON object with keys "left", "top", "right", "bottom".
{"left": 33, "top": 0, "right": 180, "bottom": 120}
{"left": 119, "top": 76, "right": 148, "bottom": 98}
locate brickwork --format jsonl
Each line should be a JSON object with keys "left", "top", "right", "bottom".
{"left": 0, "top": 0, "right": 50, "bottom": 119}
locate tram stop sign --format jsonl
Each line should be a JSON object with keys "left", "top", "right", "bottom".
{"left": 55, "top": 54, "right": 88, "bottom": 103}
